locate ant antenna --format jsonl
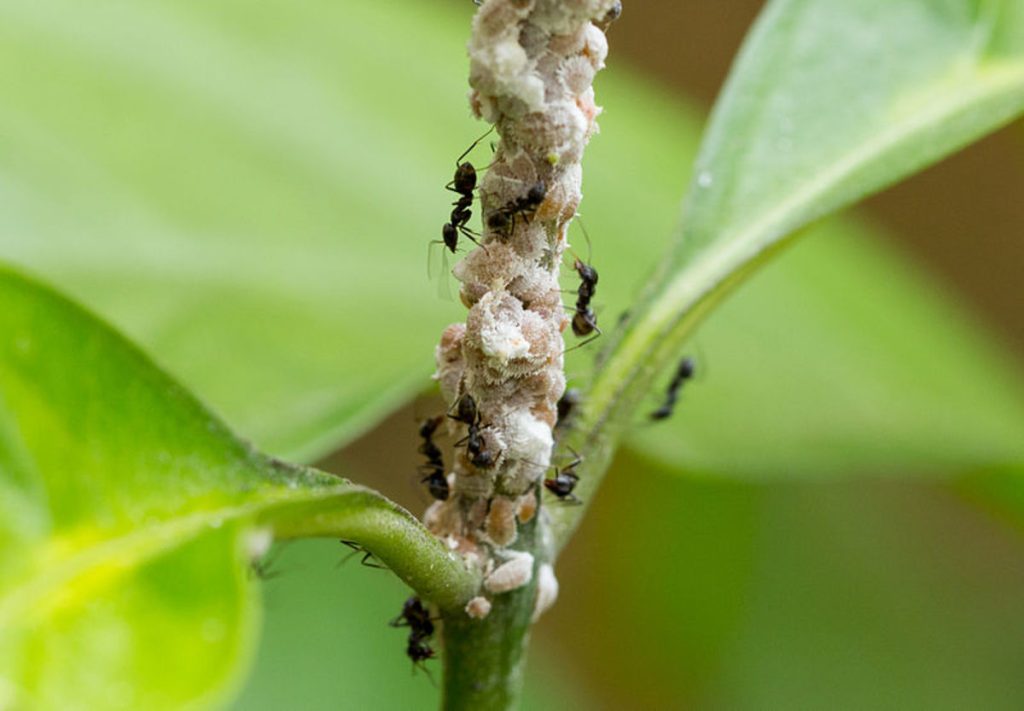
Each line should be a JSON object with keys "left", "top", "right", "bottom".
{"left": 454, "top": 125, "right": 495, "bottom": 167}
{"left": 573, "top": 213, "right": 594, "bottom": 264}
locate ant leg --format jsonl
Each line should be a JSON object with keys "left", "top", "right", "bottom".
{"left": 339, "top": 540, "right": 387, "bottom": 570}
{"left": 558, "top": 446, "right": 583, "bottom": 471}
{"left": 459, "top": 226, "right": 490, "bottom": 254}
{"left": 415, "top": 662, "right": 438, "bottom": 687}
{"left": 562, "top": 329, "right": 602, "bottom": 355}
{"left": 361, "top": 551, "right": 386, "bottom": 570}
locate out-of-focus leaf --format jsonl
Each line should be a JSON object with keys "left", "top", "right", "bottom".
{"left": 542, "top": 454, "right": 1024, "bottom": 709}
{"left": 580, "top": 70, "right": 1024, "bottom": 480}
{"left": 678, "top": 0, "right": 1024, "bottom": 278}
{"left": 622, "top": 219, "right": 1024, "bottom": 478}
{"left": 230, "top": 540, "right": 592, "bottom": 711}
{"left": 0, "top": 267, "right": 471, "bottom": 710}
{"left": 0, "top": 0, "right": 479, "bottom": 461}
{"left": 707, "top": 479, "right": 1024, "bottom": 710}
{"left": 2, "top": 0, "right": 1023, "bottom": 489}
{"left": 553, "top": 0, "right": 1024, "bottom": 545}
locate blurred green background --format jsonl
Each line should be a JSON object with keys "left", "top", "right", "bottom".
{"left": 2, "top": 0, "right": 1024, "bottom": 708}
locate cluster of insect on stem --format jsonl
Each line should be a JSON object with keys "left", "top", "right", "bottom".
{"left": 414, "top": 0, "right": 634, "bottom": 629}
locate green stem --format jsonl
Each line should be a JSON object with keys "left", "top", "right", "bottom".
{"left": 263, "top": 481, "right": 481, "bottom": 612}
{"left": 440, "top": 518, "right": 540, "bottom": 710}
{"left": 547, "top": 229, "right": 791, "bottom": 556}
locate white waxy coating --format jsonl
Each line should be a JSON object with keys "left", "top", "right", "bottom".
{"left": 431, "top": 0, "right": 617, "bottom": 604}
{"left": 484, "top": 551, "right": 535, "bottom": 594}
{"left": 532, "top": 563, "right": 559, "bottom": 621}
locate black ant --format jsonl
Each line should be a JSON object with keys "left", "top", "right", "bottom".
{"left": 391, "top": 596, "right": 438, "bottom": 674}
{"left": 571, "top": 256, "right": 600, "bottom": 339}
{"left": 448, "top": 393, "right": 497, "bottom": 469}
{"left": 486, "top": 180, "right": 547, "bottom": 234}
{"left": 437, "top": 129, "right": 494, "bottom": 254}
{"left": 390, "top": 596, "right": 435, "bottom": 636}
{"left": 543, "top": 449, "right": 583, "bottom": 505}
{"left": 417, "top": 416, "right": 449, "bottom": 501}
{"left": 650, "top": 356, "right": 696, "bottom": 421}
{"left": 418, "top": 416, "right": 444, "bottom": 462}
{"left": 563, "top": 218, "right": 602, "bottom": 351}
{"left": 555, "top": 388, "right": 582, "bottom": 433}
{"left": 339, "top": 539, "right": 387, "bottom": 569}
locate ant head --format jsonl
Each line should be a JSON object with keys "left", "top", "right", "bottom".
{"left": 454, "top": 393, "right": 478, "bottom": 423}
{"left": 402, "top": 596, "right": 428, "bottom": 618}
{"left": 556, "top": 388, "right": 582, "bottom": 422}
{"left": 442, "top": 223, "right": 459, "bottom": 252}
{"left": 679, "top": 356, "right": 696, "bottom": 380}
{"left": 526, "top": 180, "right": 547, "bottom": 205}
{"left": 470, "top": 445, "right": 496, "bottom": 470}
{"left": 419, "top": 416, "right": 442, "bottom": 438}
{"left": 574, "top": 258, "right": 598, "bottom": 284}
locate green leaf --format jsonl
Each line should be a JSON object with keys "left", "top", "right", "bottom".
{"left": 0, "top": 266, "right": 475, "bottom": 709}
{"left": 0, "top": 0, "right": 478, "bottom": 461}
{"left": 229, "top": 540, "right": 593, "bottom": 711}
{"left": 549, "top": 455, "right": 1024, "bottom": 708}
{"left": 602, "top": 0, "right": 1024, "bottom": 406}
{"left": 576, "top": 71, "right": 1024, "bottom": 481}
{"left": 625, "top": 218, "right": 1024, "bottom": 479}
{"left": 553, "top": 0, "right": 1024, "bottom": 548}
{"left": 2, "top": 0, "right": 1023, "bottom": 496}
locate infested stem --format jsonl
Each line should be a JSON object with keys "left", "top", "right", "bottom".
{"left": 426, "top": 1, "right": 620, "bottom": 708}
{"left": 441, "top": 519, "right": 539, "bottom": 711}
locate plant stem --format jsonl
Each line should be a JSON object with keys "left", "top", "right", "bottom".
{"left": 264, "top": 481, "right": 481, "bottom": 612}
{"left": 441, "top": 521, "right": 539, "bottom": 710}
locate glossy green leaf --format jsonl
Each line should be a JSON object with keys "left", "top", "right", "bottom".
{"left": 0, "top": 267, "right": 475, "bottom": 710}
